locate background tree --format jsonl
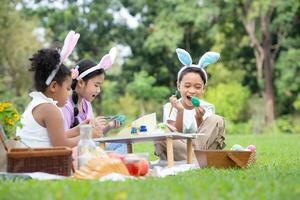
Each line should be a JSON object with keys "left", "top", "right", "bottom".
{"left": 233, "top": 0, "right": 300, "bottom": 124}
{"left": 126, "top": 71, "right": 170, "bottom": 117}
{"left": 0, "top": 0, "right": 41, "bottom": 110}
{"left": 2, "top": 0, "right": 299, "bottom": 134}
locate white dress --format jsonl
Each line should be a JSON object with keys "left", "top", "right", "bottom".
{"left": 163, "top": 99, "right": 215, "bottom": 133}
{"left": 16, "top": 92, "right": 58, "bottom": 147}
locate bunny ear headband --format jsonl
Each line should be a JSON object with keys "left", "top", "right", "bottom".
{"left": 45, "top": 30, "right": 80, "bottom": 85}
{"left": 71, "top": 47, "right": 117, "bottom": 80}
{"left": 176, "top": 48, "right": 220, "bottom": 85}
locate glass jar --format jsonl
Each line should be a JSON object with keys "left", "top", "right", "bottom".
{"left": 77, "top": 124, "right": 96, "bottom": 169}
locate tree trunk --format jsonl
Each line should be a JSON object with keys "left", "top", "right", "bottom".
{"left": 240, "top": 1, "right": 276, "bottom": 125}
{"left": 262, "top": 51, "right": 275, "bottom": 123}
{"left": 140, "top": 101, "right": 146, "bottom": 117}
{"left": 261, "top": 15, "right": 275, "bottom": 124}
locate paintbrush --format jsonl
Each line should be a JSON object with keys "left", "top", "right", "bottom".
{"left": 102, "top": 115, "right": 126, "bottom": 125}
{"left": 102, "top": 116, "right": 118, "bottom": 120}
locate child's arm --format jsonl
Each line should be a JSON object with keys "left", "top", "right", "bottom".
{"left": 38, "top": 104, "right": 80, "bottom": 147}
{"left": 65, "top": 128, "right": 79, "bottom": 138}
{"left": 169, "top": 95, "right": 184, "bottom": 133}
{"left": 93, "top": 116, "right": 117, "bottom": 136}
{"left": 174, "top": 110, "right": 184, "bottom": 132}
{"left": 65, "top": 119, "right": 90, "bottom": 138}
{"left": 194, "top": 107, "right": 205, "bottom": 127}
{"left": 103, "top": 122, "right": 119, "bottom": 135}
{"left": 93, "top": 116, "right": 124, "bottom": 136}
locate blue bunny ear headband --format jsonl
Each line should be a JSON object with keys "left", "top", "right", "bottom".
{"left": 176, "top": 48, "right": 220, "bottom": 85}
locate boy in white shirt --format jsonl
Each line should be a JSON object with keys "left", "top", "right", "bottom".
{"left": 155, "top": 48, "right": 226, "bottom": 161}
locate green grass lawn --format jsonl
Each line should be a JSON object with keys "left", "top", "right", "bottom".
{"left": 0, "top": 134, "right": 300, "bottom": 200}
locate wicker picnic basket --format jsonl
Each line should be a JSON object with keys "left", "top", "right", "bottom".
{"left": 0, "top": 127, "right": 73, "bottom": 176}
{"left": 194, "top": 150, "right": 256, "bottom": 168}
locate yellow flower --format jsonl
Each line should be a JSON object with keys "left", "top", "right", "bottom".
{"left": 1, "top": 102, "right": 12, "bottom": 109}
{"left": 0, "top": 101, "right": 22, "bottom": 138}
{"left": 13, "top": 114, "right": 20, "bottom": 121}
{"left": 4, "top": 118, "right": 14, "bottom": 126}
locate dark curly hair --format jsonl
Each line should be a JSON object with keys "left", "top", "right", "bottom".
{"left": 29, "top": 48, "right": 71, "bottom": 92}
{"left": 71, "top": 59, "right": 105, "bottom": 128}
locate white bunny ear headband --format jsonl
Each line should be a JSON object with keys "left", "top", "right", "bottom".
{"left": 71, "top": 47, "right": 117, "bottom": 80}
{"left": 176, "top": 48, "right": 220, "bottom": 85}
{"left": 45, "top": 30, "right": 80, "bottom": 85}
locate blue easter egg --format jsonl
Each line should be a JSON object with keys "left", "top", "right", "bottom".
{"left": 231, "top": 144, "right": 243, "bottom": 151}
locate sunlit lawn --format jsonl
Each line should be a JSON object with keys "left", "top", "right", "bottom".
{"left": 0, "top": 134, "right": 299, "bottom": 200}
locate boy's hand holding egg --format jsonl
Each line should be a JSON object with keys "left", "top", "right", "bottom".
{"left": 191, "top": 96, "right": 205, "bottom": 125}
{"left": 191, "top": 96, "right": 200, "bottom": 107}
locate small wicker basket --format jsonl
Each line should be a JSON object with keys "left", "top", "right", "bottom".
{"left": 0, "top": 126, "right": 73, "bottom": 176}
{"left": 194, "top": 150, "right": 256, "bottom": 168}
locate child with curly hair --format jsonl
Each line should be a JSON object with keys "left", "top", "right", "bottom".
{"left": 16, "top": 31, "right": 86, "bottom": 148}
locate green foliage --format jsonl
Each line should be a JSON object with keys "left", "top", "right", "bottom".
{"left": 143, "top": 12, "right": 184, "bottom": 54}
{"left": 126, "top": 71, "right": 169, "bottom": 101}
{"left": 275, "top": 48, "right": 300, "bottom": 114}
{"left": 126, "top": 71, "right": 170, "bottom": 116}
{"left": 126, "top": 71, "right": 156, "bottom": 100}
{"left": 0, "top": 76, "right": 30, "bottom": 113}
{"left": 96, "top": 81, "right": 141, "bottom": 122}
{"left": 0, "top": 0, "right": 41, "bottom": 96}
{"left": 226, "top": 120, "right": 252, "bottom": 135}
{"left": 0, "top": 0, "right": 299, "bottom": 132}
{"left": 96, "top": 80, "right": 120, "bottom": 115}
{"left": 21, "top": 1, "right": 119, "bottom": 60}
{"left": 112, "top": 93, "right": 141, "bottom": 122}
{"left": 269, "top": 115, "right": 300, "bottom": 134}
{"left": 294, "top": 94, "right": 300, "bottom": 112}
{"left": 206, "top": 63, "right": 246, "bottom": 86}
{"left": 97, "top": 75, "right": 169, "bottom": 124}
{"left": 204, "top": 82, "right": 251, "bottom": 122}
{"left": 247, "top": 96, "right": 265, "bottom": 134}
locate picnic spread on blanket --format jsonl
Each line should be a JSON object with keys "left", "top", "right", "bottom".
{"left": 0, "top": 114, "right": 256, "bottom": 181}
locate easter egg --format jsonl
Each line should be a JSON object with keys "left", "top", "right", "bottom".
{"left": 247, "top": 144, "right": 256, "bottom": 152}
{"left": 191, "top": 96, "right": 200, "bottom": 107}
{"left": 231, "top": 144, "right": 243, "bottom": 151}
{"left": 115, "top": 115, "right": 126, "bottom": 125}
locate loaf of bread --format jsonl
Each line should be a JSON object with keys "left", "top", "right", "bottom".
{"left": 74, "top": 157, "right": 129, "bottom": 180}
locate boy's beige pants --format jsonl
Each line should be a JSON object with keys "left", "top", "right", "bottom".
{"left": 154, "top": 114, "right": 226, "bottom": 161}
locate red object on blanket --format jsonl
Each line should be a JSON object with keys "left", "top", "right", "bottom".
{"left": 107, "top": 152, "right": 149, "bottom": 176}
{"left": 138, "top": 159, "right": 149, "bottom": 176}
{"left": 124, "top": 156, "right": 149, "bottom": 176}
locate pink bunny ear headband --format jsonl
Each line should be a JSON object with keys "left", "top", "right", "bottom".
{"left": 176, "top": 48, "right": 220, "bottom": 85}
{"left": 71, "top": 47, "right": 117, "bottom": 80}
{"left": 45, "top": 30, "right": 80, "bottom": 85}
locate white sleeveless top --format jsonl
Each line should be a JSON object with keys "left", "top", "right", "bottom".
{"left": 16, "top": 92, "right": 58, "bottom": 148}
